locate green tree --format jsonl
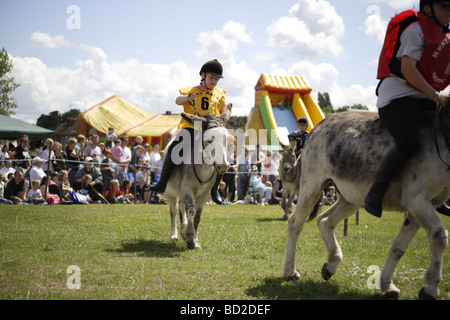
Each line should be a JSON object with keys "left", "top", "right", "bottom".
{"left": 336, "top": 104, "right": 369, "bottom": 112}
{"left": 61, "top": 108, "right": 81, "bottom": 122}
{"left": 0, "top": 48, "right": 20, "bottom": 116}
{"left": 317, "top": 92, "right": 334, "bottom": 116}
{"left": 37, "top": 111, "right": 61, "bottom": 130}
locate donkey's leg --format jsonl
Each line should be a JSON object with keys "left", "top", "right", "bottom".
{"left": 317, "top": 198, "right": 358, "bottom": 280}
{"left": 284, "top": 184, "right": 323, "bottom": 280}
{"left": 380, "top": 212, "right": 420, "bottom": 299}
{"left": 179, "top": 205, "right": 188, "bottom": 240}
{"left": 193, "top": 207, "right": 203, "bottom": 249}
{"left": 185, "top": 199, "right": 197, "bottom": 250}
{"left": 169, "top": 197, "right": 179, "bottom": 241}
{"left": 409, "top": 198, "right": 448, "bottom": 300}
{"left": 281, "top": 192, "right": 288, "bottom": 220}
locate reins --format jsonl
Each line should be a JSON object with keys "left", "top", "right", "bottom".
{"left": 191, "top": 116, "right": 222, "bottom": 185}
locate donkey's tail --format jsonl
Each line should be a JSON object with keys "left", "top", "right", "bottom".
{"left": 306, "top": 199, "right": 321, "bottom": 222}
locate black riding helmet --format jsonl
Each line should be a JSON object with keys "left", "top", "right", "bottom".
{"left": 298, "top": 117, "right": 308, "bottom": 125}
{"left": 420, "top": 0, "right": 450, "bottom": 32}
{"left": 199, "top": 59, "right": 224, "bottom": 79}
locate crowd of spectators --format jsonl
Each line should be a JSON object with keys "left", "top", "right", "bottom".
{"left": 1, "top": 132, "right": 299, "bottom": 207}
{"left": 0, "top": 132, "right": 159, "bottom": 205}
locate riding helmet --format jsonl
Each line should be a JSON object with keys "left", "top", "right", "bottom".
{"left": 199, "top": 59, "right": 224, "bottom": 78}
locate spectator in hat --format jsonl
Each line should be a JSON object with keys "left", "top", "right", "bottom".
{"left": 74, "top": 156, "right": 104, "bottom": 200}
{"left": 29, "top": 157, "right": 47, "bottom": 185}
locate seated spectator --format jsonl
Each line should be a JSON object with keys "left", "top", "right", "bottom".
{"left": 27, "top": 179, "right": 46, "bottom": 205}
{"left": 1, "top": 160, "right": 15, "bottom": 178}
{"left": 78, "top": 174, "right": 95, "bottom": 203}
{"left": 58, "top": 170, "right": 73, "bottom": 202}
{"left": 136, "top": 164, "right": 151, "bottom": 203}
{"left": 29, "top": 157, "right": 47, "bottom": 184}
{"left": 4, "top": 170, "right": 29, "bottom": 204}
{"left": 74, "top": 157, "right": 103, "bottom": 201}
{"left": 121, "top": 179, "right": 134, "bottom": 202}
{"left": 218, "top": 181, "right": 229, "bottom": 204}
{"left": 106, "top": 179, "right": 130, "bottom": 204}
{"left": 248, "top": 165, "right": 272, "bottom": 206}
{"left": 40, "top": 176, "right": 60, "bottom": 205}
{"left": 269, "top": 179, "right": 283, "bottom": 205}
{"left": 324, "top": 186, "right": 337, "bottom": 205}
{"left": 101, "top": 148, "right": 115, "bottom": 196}
{"left": 0, "top": 171, "right": 12, "bottom": 204}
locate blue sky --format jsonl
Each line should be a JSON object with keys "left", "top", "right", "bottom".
{"left": 0, "top": 0, "right": 419, "bottom": 123}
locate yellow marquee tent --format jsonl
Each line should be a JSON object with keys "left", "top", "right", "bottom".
{"left": 78, "top": 95, "right": 181, "bottom": 147}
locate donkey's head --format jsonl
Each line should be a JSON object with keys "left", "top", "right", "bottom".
{"left": 280, "top": 139, "right": 299, "bottom": 174}
{"left": 181, "top": 103, "right": 232, "bottom": 174}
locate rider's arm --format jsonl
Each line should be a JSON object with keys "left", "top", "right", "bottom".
{"left": 401, "top": 55, "right": 440, "bottom": 103}
{"left": 175, "top": 93, "right": 196, "bottom": 105}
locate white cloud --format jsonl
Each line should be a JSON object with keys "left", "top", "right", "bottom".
{"left": 196, "top": 21, "right": 252, "bottom": 60}
{"left": 266, "top": 0, "right": 345, "bottom": 57}
{"left": 362, "top": 0, "right": 417, "bottom": 11}
{"left": 30, "top": 31, "right": 72, "bottom": 48}
{"left": 362, "top": 6, "right": 388, "bottom": 45}
{"left": 271, "top": 60, "right": 377, "bottom": 111}
{"left": 11, "top": 45, "right": 199, "bottom": 122}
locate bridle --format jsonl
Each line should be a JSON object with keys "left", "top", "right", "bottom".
{"left": 283, "top": 152, "right": 301, "bottom": 183}
{"left": 191, "top": 117, "right": 224, "bottom": 185}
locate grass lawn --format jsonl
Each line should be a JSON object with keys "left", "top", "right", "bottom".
{"left": 0, "top": 203, "right": 449, "bottom": 300}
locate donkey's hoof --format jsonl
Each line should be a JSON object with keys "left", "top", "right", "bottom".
{"left": 418, "top": 287, "right": 436, "bottom": 300}
{"left": 187, "top": 242, "right": 196, "bottom": 250}
{"left": 321, "top": 263, "right": 333, "bottom": 281}
{"left": 383, "top": 291, "right": 400, "bottom": 300}
{"left": 286, "top": 270, "right": 300, "bottom": 281}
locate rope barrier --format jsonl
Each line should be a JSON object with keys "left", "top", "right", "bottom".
{"left": 0, "top": 158, "right": 279, "bottom": 175}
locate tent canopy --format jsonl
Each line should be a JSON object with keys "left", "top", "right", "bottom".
{"left": 0, "top": 114, "right": 54, "bottom": 140}
{"left": 123, "top": 114, "right": 181, "bottom": 137}
{"left": 81, "top": 96, "right": 155, "bottom": 135}
{"left": 80, "top": 96, "right": 181, "bottom": 148}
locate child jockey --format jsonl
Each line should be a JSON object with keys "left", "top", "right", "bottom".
{"left": 365, "top": 0, "right": 450, "bottom": 217}
{"left": 149, "top": 59, "right": 227, "bottom": 204}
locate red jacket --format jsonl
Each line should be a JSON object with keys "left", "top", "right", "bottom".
{"left": 377, "top": 10, "right": 450, "bottom": 91}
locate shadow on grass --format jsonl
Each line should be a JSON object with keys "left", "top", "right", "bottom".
{"left": 256, "top": 217, "right": 287, "bottom": 223}
{"left": 246, "top": 277, "right": 385, "bottom": 300}
{"left": 107, "top": 238, "right": 186, "bottom": 258}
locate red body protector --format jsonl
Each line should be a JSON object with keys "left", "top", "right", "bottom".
{"left": 377, "top": 10, "right": 450, "bottom": 92}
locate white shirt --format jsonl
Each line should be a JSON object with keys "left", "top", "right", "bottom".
{"left": 377, "top": 22, "right": 428, "bottom": 108}
{"left": 149, "top": 151, "right": 161, "bottom": 173}
{"left": 30, "top": 165, "right": 46, "bottom": 184}
{"left": 28, "top": 188, "right": 43, "bottom": 200}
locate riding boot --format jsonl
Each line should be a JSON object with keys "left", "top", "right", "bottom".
{"left": 149, "top": 151, "right": 175, "bottom": 193}
{"left": 436, "top": 203, "right": 450, "bottom": 217}
{"left": 210, "top": 174, "right": 223, "bottom": 204}
{"left": 365, "top": 145, "right": 410, "bottom": 218}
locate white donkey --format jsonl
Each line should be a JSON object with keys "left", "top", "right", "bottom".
{"left": 164, "top": 104, "right": 232, "bottom": 249}
{"left": 283, "top": 106, "right": 449, "bottom": 300}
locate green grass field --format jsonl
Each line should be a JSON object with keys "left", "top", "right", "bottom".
{"left": 0, "top": 203, "right": 449, "bottom": 300}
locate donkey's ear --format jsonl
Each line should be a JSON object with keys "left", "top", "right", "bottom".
{"left": 219, "top": 103, "right": 232, "bottom": 124}
{"left": 181, "top": 112, "right": 206, "bottom": 126}
{"left": 289, "top": 139, "right": 296, "bottom": 151}
{"left": 278, "top": 140, "right": 289, "bottom": 151}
